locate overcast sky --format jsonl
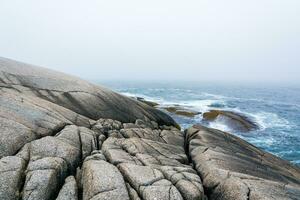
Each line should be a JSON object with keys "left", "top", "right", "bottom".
{"left": 0, "top": 0, "right": 299, "bottom": 83}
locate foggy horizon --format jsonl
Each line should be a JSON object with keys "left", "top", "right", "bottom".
{"left": 1, "top": 0, "right": 299, "bottom": 84}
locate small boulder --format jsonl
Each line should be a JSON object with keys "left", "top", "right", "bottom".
{"left": 81, "top": 158, "right": 129, "bottom": 200}
{"left": 162, "top": 106, "right": 201, "bottom": 118}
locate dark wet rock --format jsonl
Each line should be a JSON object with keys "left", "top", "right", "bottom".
{"left": 175, "top": 110, "right": 201, "bottom": 117}
{"left": 160, "top": 125, "right": 181, "bottom": 131}
{"left": 163, "top": 106, "right": 201, "bottom": 118}
{"left": 186, "top": 125, "right": 300, "bottom": 200}
{"left": 202, "top": 109, "right": 259, "bottom": 132}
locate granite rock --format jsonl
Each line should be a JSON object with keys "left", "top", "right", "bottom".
{"left": 186, "top": 125, "right": 300, "bottom": 200}
{"left": 0, "top": 57, "right": 299, "bottom": 200}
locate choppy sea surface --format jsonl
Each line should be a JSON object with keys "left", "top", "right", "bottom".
{"left": 96, "top": 81, "right": 300, "bottom": 166}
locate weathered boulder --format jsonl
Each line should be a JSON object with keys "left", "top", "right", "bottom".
{"left": 202, "top": 110, "right": 259, "bottom": 132}
{"left": 101, "top": 122, "right": 205, "bottom": 200}
{"left": 21, "top": 133, "right": 81, "bottom": 200}
{"left": 186, "top": 125, "right": 300, "bottom": 200}
{"left": 0, "top": 57, "right": 177, "bottom": 127}
{"left": 163, "top": 106, "right": 201, "bottom": 118}
{"left": 1, "top": 125, "right": 99, "bottom": 200}
{"left": 81, "top": 153, "right": 129, "bottom": 200}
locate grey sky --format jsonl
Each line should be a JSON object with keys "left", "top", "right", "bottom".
{"left": 0, "top": 0, "right": 299, "bottom": 83}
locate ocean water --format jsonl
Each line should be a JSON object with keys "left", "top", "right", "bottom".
{"left": 97, "top": 81, "right": 300, "bottom": 166}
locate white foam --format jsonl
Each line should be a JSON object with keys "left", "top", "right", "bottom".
{"left": 177, "top": 99, "right": 226, "bottom": 112}
{"left": 248, "top": 111, "right": 292, "bottom": 130}
{"left": 205, "top": 107, "right": 293, "bottom": 132}
{"left": 220, "top": 107, "right": 293, "bottom": 131}
{"left": 208, "top": 121, "right": 232, "bottom": 132}
{"left": 121, "top": 91, "right": 292, "bottom": 131}
{"left": 120, "top": 92, "right": 147, "bottom": 98}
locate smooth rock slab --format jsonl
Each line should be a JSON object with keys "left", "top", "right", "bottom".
{"left": 186, "top": 125, "right": 300, "bottom": 200}
{"left": 0, "top": 90, "right": 91, "bottom": 158}
{"left": 0, "top": 57, "right": 177, "bottom": 126}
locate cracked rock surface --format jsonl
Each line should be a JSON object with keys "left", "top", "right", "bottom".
{"left": 0, "top": 57, "right": 300, "bottom": 200}
{"left": 186, "top": 125, "right": 300, "bottom": 200}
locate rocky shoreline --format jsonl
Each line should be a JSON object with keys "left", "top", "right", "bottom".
{"left": 0, "top": 57, "right": 300, "bottom": 200}
{"left": 134, "top": 97, "right": 259, "bottom": 133}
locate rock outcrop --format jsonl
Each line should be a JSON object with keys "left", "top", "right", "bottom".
{"left": 0, "top": 57, "right": 299, "bottom": 200}
{"left": 186, "top": 125, "right": 300, "bottom": 199}
{"left": 0, "top": 57, "right": 177, "bottom": 126}
{"left": 163, "top": 106, "right": 201, "bottom": 118}
{"left": 0, "top": 57, "right": 178, "bottom": 158}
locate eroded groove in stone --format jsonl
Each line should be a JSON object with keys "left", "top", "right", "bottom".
{"left": 0, "top": 156, "right": 27, "bottom": 200}
{"left": 56, "top": 176, "right": 78, "bottom": 200}
{"left": 119, "top": 163, "right": 183, "bottom": 200}
{"left": 98, "top": 118, "right": 206, "bottom": 200}
{"left": 0, "top": 125, "right": 99, "bottom": 200}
